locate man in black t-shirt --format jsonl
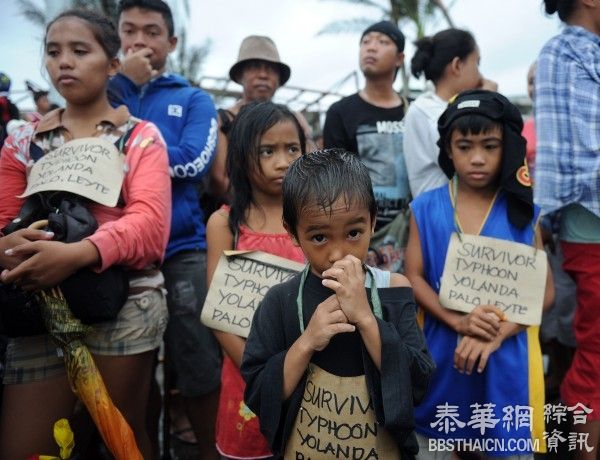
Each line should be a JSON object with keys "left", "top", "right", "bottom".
{"left": 323, "top": 21, "right": 409, "bottom": 231}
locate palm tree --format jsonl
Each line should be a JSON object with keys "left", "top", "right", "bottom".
{"left": 169, "top": 33, "right": 211, "bottom": 86}
{"left": 18, "top": 0, "right": 117, "bottom": 26}
{"left": 17, "top": 0, "right": 208, "bottom": 84}
{"left": 17, "top": 0, "right": 50, "bottom": 27}
{"left": 318, "top": 0, "right": 456, "bottom": 96}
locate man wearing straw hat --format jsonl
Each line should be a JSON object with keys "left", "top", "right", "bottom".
{"left": 208, "top": 36, "right": 314, "bottom": 199}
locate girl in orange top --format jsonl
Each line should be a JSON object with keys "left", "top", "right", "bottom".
{"left": 206, "top": 101, "right": 306, "bottom": 459}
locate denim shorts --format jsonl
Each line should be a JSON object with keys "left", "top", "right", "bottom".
{"left": 162, "top": 249, "right": 221, "bottom": 397}
{"left": 3, "top": 272, "right": 168, "bottom": 385}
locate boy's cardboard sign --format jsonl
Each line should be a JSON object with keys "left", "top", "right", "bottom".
{"left": 439, "top": 233, "right": 547, "bottom": 326}
{"left": 201, "top": 250, "right": 304, "bottom": 338}
{"left": 20, "top": 137, "right": 124, "bottom": 207}
{"left": 285, "top": 364, "right": 399, "bottom": 459}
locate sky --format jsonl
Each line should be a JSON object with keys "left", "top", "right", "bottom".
{"left": 0, "top": 0, "right": 562, "bottom": 112}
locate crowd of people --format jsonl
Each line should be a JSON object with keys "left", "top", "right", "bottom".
{"left": 0, "top": 0, "right": 598, "bottom": 459}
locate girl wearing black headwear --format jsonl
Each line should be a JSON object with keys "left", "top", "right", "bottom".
{"left": 405, "top": 90, "right": 554, "bottom": 459}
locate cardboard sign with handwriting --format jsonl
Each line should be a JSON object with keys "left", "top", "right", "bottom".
{"left": 20, "top": 137, "right": 124, "bottom": 207}
{"left": 285, "top": 364, "right": 399, "bottom": 459}
{"left": 439, "top": 233, "right": 547, "bottom": 326}
{"left": 201, "top": 251, "right": 305, "bottom": 337}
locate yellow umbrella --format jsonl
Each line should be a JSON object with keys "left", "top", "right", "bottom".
{"left": 37, "top": 287, "right": 142, "bottom": 460}
{"left": 30, "top": 220, "right": 142, "bottom": 459}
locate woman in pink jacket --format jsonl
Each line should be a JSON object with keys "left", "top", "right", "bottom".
{"left": 0, "top": 9, "right": 171, "bottom": 459}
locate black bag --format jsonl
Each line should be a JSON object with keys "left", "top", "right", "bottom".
{"left": 0, "top": 193, "right": 129, "bottom": 337}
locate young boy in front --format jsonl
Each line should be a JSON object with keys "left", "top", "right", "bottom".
{"left": 241, "top": 149, "right": 435, "bottom": 459}
{"left": 405, "top": 90, "right": 554, "bottom": 459}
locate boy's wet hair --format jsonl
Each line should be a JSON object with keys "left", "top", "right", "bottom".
{"left": 118, "top": 0, "right": 175, "bottom": 37}
{"left": 282, "top": 149, "right": 377, "bottom": 238}
{"left": 46, "top": 9, "right": 120, "bottom": 59}
{"left": 227, "top": 101, "right": 306, "bottom": 235}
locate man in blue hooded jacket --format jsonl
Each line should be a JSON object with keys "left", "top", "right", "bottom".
{"left": 109, "top": 1, "right": 219, "bottom": 458}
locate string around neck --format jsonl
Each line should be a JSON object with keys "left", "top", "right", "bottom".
{"left": 296, "top": 264, "right": 382, "bottom": 334}
{"left": 451, "top": 175, "right": 464, "bottom": 242}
